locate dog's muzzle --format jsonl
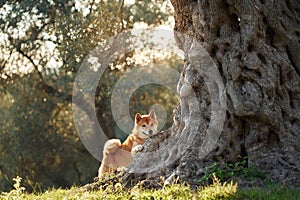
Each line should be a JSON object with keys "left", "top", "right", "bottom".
{"left": 143, "top": 129, "right": 154, "bottom": 137}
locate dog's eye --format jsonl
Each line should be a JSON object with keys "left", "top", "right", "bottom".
{"left": 142, "top": 125, "right": 146, "bottom": 127}
{"left": 150, "top": 124, "right": 154, "bottom": 126}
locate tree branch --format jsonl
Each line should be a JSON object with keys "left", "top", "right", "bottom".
{"left": 119, "top": 0, "right": 125, "bottom": 32}
{"left": 17, "top": 48, "right": 44, "bottom": 81}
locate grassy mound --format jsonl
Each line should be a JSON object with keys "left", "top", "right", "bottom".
{"left": 1, "top": 176, "right": 299, "bottom": 200}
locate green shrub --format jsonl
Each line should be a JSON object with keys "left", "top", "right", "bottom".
{"left": 198, "top": 157, "right": 266, "bottom": 183}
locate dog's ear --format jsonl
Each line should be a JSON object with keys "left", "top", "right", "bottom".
{"left": 149, "top": 110, "right": 156, "bottom": 120}
{"left": 135, "top": 113, "right": 142, "bottom": 123}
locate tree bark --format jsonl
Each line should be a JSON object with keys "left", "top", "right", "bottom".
{"left": 123, "top": 0, "right": 300, "bottom": 186}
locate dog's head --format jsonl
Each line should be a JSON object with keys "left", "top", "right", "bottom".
{"left": 134, "top": 110, "right": 158, "bottom": 139}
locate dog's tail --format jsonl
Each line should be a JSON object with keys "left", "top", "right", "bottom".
{"left": 98, "top": 139, "right": 122, "bottom": 177}
{"left": 103, "top": 139, "right": 121, "bottom": 155}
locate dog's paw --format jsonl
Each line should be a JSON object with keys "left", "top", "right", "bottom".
{"left": 131, "top": 145, "right": 144, "bottom": 156}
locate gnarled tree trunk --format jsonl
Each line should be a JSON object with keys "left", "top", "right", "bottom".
{"left": 123, "top": 0, "right": 300, "bottom": 186}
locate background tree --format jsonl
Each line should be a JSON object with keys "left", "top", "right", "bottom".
{"left": 0, "top": 0, "right": 178, "bottom": 191}
{"left": 124, "top": 0, "right": 300, "bottom": 186}
{"left": 0, "top": 0, "right": 119, "bottom": 191}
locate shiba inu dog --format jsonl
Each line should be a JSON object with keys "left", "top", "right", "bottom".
{"left": 98, "top": 110, "right": 158, "bottom": 177}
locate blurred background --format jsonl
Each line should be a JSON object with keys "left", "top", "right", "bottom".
{"left": 0, "top": 0, "right": 182, "bottom": 192}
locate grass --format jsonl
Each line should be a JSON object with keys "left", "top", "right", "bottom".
{"left": 1, "top": 175, "right": 299, "bottom": 200}
{"left": 237, "top": 184, "right": 300, "bottom": 200}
